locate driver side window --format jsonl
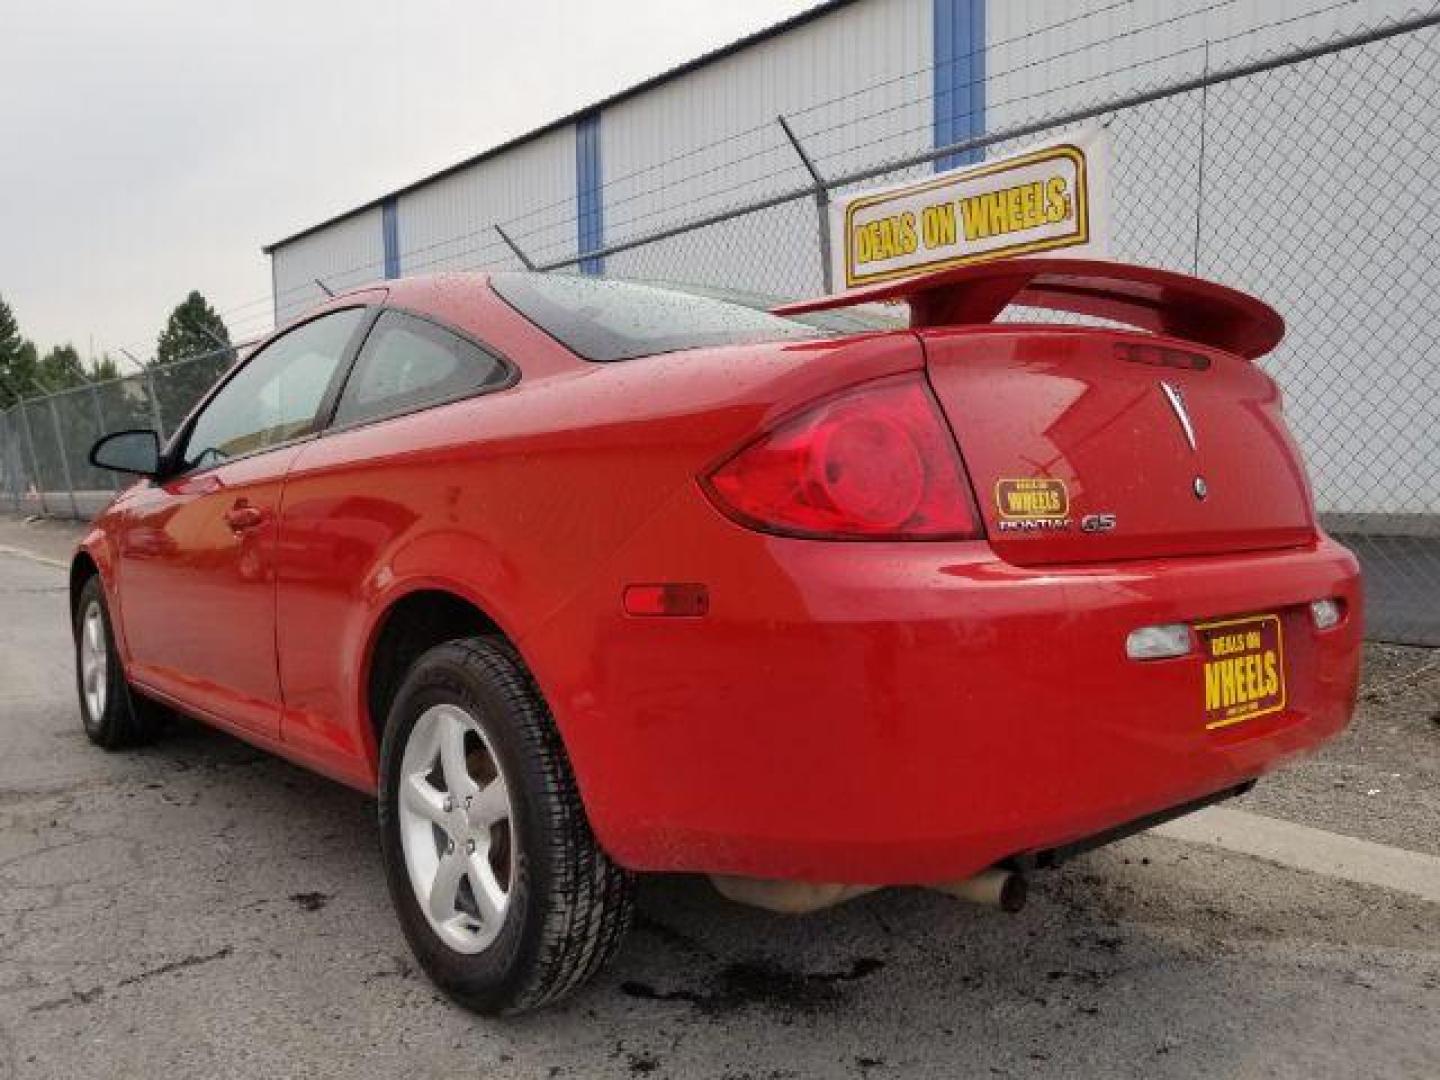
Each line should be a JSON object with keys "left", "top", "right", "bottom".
{"left": 183, "top": 309, "right": 364, "bottom": 471}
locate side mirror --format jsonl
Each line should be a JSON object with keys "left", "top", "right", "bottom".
{"left": 89, "top": 429, "right": 162, "bottom": 477}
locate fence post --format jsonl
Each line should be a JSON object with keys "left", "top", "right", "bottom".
{"left": 1192, "top": 39, "right": 1211, "bottom": 276}
{"left": 0, "top": 411, "right": 7, "bottom": 512}
{"left": 47, "top": 397, "right": 82, "bottom": 520}
{"left": 494, "top": 224, "right": 537, "bottom": 271}
{"left": 88, "top": 384, "right": 119, "bottom": 493}
{"left": 16, "top": 401, "right": 49, "bottom": 517}
{"left": 6, "top": 409, "right": 21, "bottom": 514}
{"left": 777, "top": 114, "right": 834, "bottom": 293}
{"left": 145, "top": 371, "right": 166, "bottom": 442}
{"left": 1, "top": 410, "right": 18, "bottom": 514}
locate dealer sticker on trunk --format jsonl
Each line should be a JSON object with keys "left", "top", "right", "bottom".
{"left": 994, "top": 478, "right": 1072, "bottom": 532}
{"left": 1196, "top": 614, "right": 1286, "bottom": 730}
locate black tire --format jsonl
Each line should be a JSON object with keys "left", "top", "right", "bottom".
{"left": 378, "top": 637, "right": 634, "bottom": 1015}
{"left": 73, "top": 575, "right": 164, "bottom": 750}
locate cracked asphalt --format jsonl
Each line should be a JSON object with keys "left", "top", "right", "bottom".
{"left": 0, "top": 520, "right": 1437, "bottom": 1079}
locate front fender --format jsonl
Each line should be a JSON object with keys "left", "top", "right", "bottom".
{"left": 71, "top": 526, "right": 126, "bottom": 653}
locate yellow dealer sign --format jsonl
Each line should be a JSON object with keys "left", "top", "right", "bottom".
{"left": 833, "top": 127, "right": 1111, "bottom": 289}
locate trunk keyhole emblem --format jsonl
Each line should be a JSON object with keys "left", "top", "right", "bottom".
{"left": 1193, "top": 476, "right": 1209, "bottom": 500}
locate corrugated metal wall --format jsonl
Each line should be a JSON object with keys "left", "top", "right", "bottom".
{"left": 398, "top": 125, "right": 578, "bottom": 276}
{"left": 270, "top": 0, "right": 943, "bottom": 309}
{"left": 272, "top": 207, "right": 385, "bottom": 326}
{"left": 602, "top": 0, "right": 932, "bottom": 294}
{"left": 269, "top": 0, "right": 1419, "bottom": 301}
{"left": 984, "top": 0, "right": 1412, "bottom": 127}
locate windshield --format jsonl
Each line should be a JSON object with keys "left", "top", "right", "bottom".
{"left": 490, "top": 272, "right": 836, "bottom": 362}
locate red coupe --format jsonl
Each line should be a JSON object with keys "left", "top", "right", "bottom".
{"left": 74, "top": 259, "right": 1362, "bottom": 1013}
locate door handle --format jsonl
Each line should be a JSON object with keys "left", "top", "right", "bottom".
{"left": 224, "top": 502, "right": 266, "bottom": 532}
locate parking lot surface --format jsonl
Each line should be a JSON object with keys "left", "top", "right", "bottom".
{"left": 0, "top": 519, "right": 1436, "bottom": 1079}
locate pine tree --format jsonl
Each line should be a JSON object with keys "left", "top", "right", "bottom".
{"left": 89, "top": 354, "right": 121, "bottom": 382}
{"left": 0, "top": 293, "right": 40, "bottom": 407}
{"left": 152, "top": 291, "right": 234, "bottom": 420}
{"left": 37, "top": 344, "right": 87, "bottom": 392}
{"left": 154, "top": 291, "right": 231, "bottom": 366}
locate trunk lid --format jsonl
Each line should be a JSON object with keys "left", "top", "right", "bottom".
{"left": 923, "top": 326, "right": 1316, "bottom": 565}
{"left": 774, "top": 257, "right": 1316, "bottom": 566}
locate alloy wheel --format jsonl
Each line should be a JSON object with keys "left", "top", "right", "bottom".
{"left": 79, "top": 600, "right": 108, "bottom": 723}
{"left": 397, "top": 703, "right": 516, "bottom": 953}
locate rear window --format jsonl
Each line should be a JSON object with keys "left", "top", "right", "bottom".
{"left": 626, "top": 278, "right": 905, "bottom": 336}
{"left": 489, "top": 272, "right": 830, "bottom": 362}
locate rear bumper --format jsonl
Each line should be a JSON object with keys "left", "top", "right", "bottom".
{"left": 529, "top": 518, "right": 1362, "bottom": 884}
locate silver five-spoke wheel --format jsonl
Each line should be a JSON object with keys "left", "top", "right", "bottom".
{"left": 398, "top": 703, "right": 515, "bottom": 954}
{"left": 379, "top": 638, "right": 634, "bottom": 1013}
{"left": 79, "top": 600, "right": 108, "bottom": 724}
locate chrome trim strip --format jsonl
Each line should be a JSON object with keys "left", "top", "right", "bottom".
{"left": 1160, "top": 381, "right": 1198, "bottom": 452}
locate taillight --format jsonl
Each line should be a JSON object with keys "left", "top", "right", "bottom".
{"left": 701, "top": 374, "right": 983, "bottom": 540}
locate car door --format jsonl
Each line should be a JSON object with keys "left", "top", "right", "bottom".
{"left": 115, "top": 307, "right": 370, "bottom": 738}
{"left": 274, "top": 309, "right": 514, "bottom": 768}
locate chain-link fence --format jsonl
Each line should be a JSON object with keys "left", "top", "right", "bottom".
{"left": 2, "top": 8, "right": 1436, "bottom": 642}
{"left": 0, "top": 346, "right": 236, "bottom": 520}
{"left": 533, "top": 10, "right": 1440, "bottom": 644}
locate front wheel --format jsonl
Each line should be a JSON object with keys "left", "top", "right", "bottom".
{"left": 378, "top": 638, "right": 634, "bottom": 1014}
{"left": 73, "top": 575, "right": 164, "bottom": 749}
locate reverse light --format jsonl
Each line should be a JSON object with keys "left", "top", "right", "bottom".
{"left": 1126, "top": 623, "right": 1194, "bottom": 661}
{"left": 1310, "top": 598, "right": 1343, "bottom": 630}
{"left": 701, "top": 375, "right": 982, "bottom": 540}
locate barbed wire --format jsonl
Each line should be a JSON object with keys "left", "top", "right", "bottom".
{"left": 334, "top": 0, "right": 1167, "bottom": 250}
{"left": 235, "top": 0, "right": 1380, "bottom": 317}
{"left": 542, "top": 0, "right": 1388, "bottom": 266}
{"left": 96, "top": 1, "right": 1424, "bottom": 376}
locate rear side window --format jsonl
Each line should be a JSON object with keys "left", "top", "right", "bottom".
{"left": 334, "top": 311, "right": 509, "bottom": 427}
{"left": 490, "top": 272, "right": 828, "bottom": 362}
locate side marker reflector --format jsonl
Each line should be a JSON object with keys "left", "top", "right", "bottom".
{"left": 1126, "top": 623, "right": 1194, "bottom": 661}
{"left": 623, "top": 583, "right": 709, "bottom": 618}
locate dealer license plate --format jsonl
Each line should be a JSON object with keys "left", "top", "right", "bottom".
{"left": 1195, "top": 614, "right": 1287, "bottom": 730}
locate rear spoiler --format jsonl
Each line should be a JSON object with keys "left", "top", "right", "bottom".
{"left": 774, "top": 258, "right": 1285, "bottom": 360}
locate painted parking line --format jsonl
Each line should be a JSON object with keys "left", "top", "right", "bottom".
{"left": 0, "top": 545, "right": 67, "bottom": 570}
{"left": 1155, "top": 805, "right": 1440, "bottom": 904}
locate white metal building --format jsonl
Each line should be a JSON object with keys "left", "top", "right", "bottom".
{"left": 264, "top": 0, "right": 1435, "bottom": 523}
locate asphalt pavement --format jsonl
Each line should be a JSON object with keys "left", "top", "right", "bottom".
{"left": 0, "top": 518, "right": 1436, "bottom": 1079}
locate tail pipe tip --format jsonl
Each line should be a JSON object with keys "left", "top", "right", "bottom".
{"left": 932, "top": 868, "right": 1029, "bottom": 913}
{"left": 709, "top": 867, "right": 1028, "bottom": 915}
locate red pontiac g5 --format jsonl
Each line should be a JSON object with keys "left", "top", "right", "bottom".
{"left": 74, "top": 259, "right": 1362, "bottom": 1014}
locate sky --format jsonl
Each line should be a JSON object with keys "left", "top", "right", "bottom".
{"left": 0, "top": 0, "right": 818, "bottom": 368}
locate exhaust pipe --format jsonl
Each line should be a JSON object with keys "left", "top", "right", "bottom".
{"left": 709, "top": 876, "right": 878, "bottom": 914}
{"left": 931, "top": 869, "right": 1028, "bottom": 913}
{"left": 710, "top": 867, "right": 1028, "bottom": 915}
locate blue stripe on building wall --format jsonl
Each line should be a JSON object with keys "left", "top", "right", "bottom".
{"left": 933, "top": 0, "right": 985, "bottom": 172}
{"left": 576, "top": 113, "right": 604, "bottom": 275}
{"left": 381, "top": 197, "right": 400, "bottom": 279}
